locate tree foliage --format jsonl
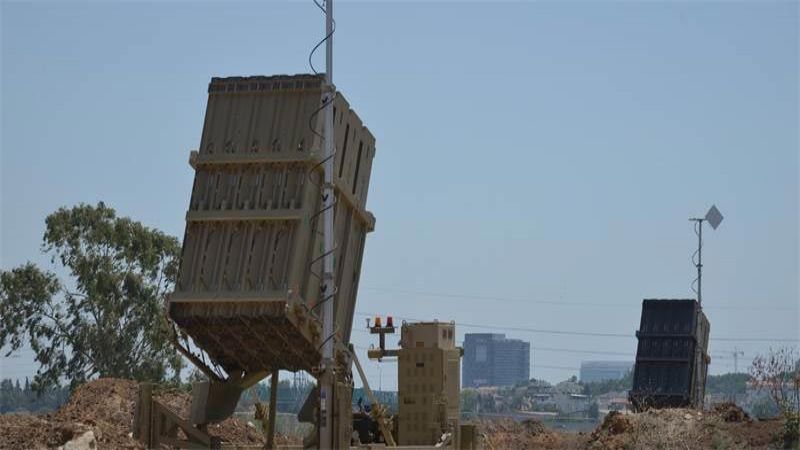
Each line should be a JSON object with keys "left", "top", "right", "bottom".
{"left": 581, "top": 370, "right": 633, "bottom": 396}
{"left": 705, "top": 372, "right": 748, "bottom": 396}
{"left": 0, "top": 202, "right": 183, "bottom": 392}
{"left": 749, "top": 347, "right": 800, "bottom": 447}
{"left": 750, "top": 347, "right": 800, "bottom": 414}
{"left": 0, "top": 378, "right": 70, "bottom": 413}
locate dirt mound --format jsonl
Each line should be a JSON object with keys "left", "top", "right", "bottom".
{"left": 479, "top": 418, "right": 574, "bottom": 449}
{"left": 52, "top": 378, "right": 141, "bottom": 448}
{"left": 478, "top": 407, "right": 782, "bottom": 450}
{"left": 0, "top": 414, "right": 92, "bottom": 450}
{"left": 712, "top": 402, "right": 751, "bottom": 423}
{"left": 0, "top": 378, "right": 278, "bottom": 449}
{"left": 587, "top": 411, "right": 636, "bottom": 450}
{"left": 585, "top": 407, "right": 780, "bottom": 450}
{"left": 596, "top": 411, "right": 633, "bottom": 435}
{"left": 206, "top": 418, "right": 265, "bottom": 445}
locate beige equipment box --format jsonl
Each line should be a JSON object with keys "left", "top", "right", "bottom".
{"left": 371, "top": 321, "right": 463, "bottom": 447}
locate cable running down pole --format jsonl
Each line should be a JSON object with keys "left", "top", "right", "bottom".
{"left": 319, "top": 0, "right": 335, "bottom": 448}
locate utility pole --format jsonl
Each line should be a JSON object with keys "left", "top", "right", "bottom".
{"left": 378, "top": 364, "right": 382, "bottom": 393}
{"left": 319, "top": 0, "right": 335, "bottom": 448}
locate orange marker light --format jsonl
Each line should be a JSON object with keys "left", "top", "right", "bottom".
{"left": 374, "top": 316, "right": 382, "bottom": 328}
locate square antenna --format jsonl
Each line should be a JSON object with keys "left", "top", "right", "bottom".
{"left": 705, "top": 205, "right": 723, "bottom": 230}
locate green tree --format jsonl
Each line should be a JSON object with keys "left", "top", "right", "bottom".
{"left": 750, "top": 347, "right": 800, "bottom": 447}
{"left": 0, "top": 203, "right": 183, "bottom": 392}
{"left": 581, "top": 370, "right": 633, "bottom": 396}
{"left": 0, "top": 378, "right": 71, "bottom": 413}
{"left": 705, "top": 373, "right": 748, "bottom": 396}
{"left": 751, "top": 396, "right": 780, "bottom": 419}
{"left": 0, "top": 379, "right": 17, "bottom": 412}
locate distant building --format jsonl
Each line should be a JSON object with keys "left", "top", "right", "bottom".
{"left": 463, "top": 333, "right": 530, "bottom": 387}
{"left": 580, "top": 361, "right": 633, "bottom": 383}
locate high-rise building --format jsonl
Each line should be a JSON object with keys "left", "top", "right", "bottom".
{"left": 580, "top": 361, "right": 634, "bottom": 383}
{"left": 463, "top": 333, "right": 530, "bottom": 387}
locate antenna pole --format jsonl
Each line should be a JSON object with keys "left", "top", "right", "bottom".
{"left": 697, "top": 219, "right": 703, "bottom": 306}
{"left": 320, "top": 0, "right": 335, "bottom": 448}
{"left": 690, "top": 218, "right": 704, "bottom": 306}
{"left": 691, "top": 205, "right": 722, "bottom": 308}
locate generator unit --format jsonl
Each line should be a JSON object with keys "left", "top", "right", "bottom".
{"left": 629, "top": 299, "right": 710, "bottom": 411}
{"left": 368, "top": 319, "right": 463, "bottom": 447}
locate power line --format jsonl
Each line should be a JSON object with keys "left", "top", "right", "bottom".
{"left": 355, "top": 331, "right": 739, "bottom": 365}
{"left": 362, "top": 287, "right": 629, "bottom": 308}
{"left": 361, "top": 287, "right": 797, "bottom": 312}
{"left": 529, "top": 364, "right": 580, "bottom": 371}
{"left": 532, "top": 346, "right": 735, "bottom": 361}
{"left": 354, "top": 312, "right": 799, "bottom": 343}
{"left": 533, "top": 346, "right": 631, "bottom": 356}
{"left": 355, "top": 312, "right": 629, "bottom": 338}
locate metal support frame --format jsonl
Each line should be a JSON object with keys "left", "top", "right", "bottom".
{"left": 350, "top": 346, "right": 397, "bottom": 447}
{"left": 134, "top": 383, "right": 219, "bottom": 449}
{"left": 319, "top": 0, "right": 336, "bottom": 448}
{"left": 367, "top": 324, "right": 399, "bottom": 360}
{"left": 267, "top": 371, "right": 279, "bottom": 449}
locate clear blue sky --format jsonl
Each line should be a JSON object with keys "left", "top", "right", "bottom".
{"left": 1, "top": 1, "right": 798, "bottom": 389}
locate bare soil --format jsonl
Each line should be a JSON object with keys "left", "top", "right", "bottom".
{"left": 0, "top": 414, "right": 91, "bottom": 450}
{"left": 0, "top": 378, "right": 293, "bottom": 449}
{"left": 1, "top": 381, "right": 783, "bottom": 450}
{"left": 479, "top": 418, "right": 577, "bottom": 449}
{"left": 480, "top": 404, "right": 783, "bottom": 450}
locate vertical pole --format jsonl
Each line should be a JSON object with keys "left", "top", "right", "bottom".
{"left": 697, "top": 220, "right": 703, "bottom": 306}
{"left": 267, "top": 371, "right": 279, "bottom": 449}
{"left": 320, "top": 0, "right": 335, "bottom": 448}
{"left": 134, "top": 383, "right": 153, "bottom": 447}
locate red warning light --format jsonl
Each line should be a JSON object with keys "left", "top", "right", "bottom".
{"left": 386, "top": 316, "right": 394, "bottom": 327}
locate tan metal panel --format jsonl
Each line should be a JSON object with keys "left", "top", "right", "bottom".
{"left": 338, "top": 220, "right": 365, "bottom": 344}
{"left": 397, "top": 323, "right": 462, "bottom": 446}
{"left": 331, "top": 95, "right": 376, "bottom": 210}
{"left": 170, "top": 74, "right": 376, "bottom": 376}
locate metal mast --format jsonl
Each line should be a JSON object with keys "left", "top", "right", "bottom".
{"left": 690, "top": 217, "right": 704, "bottom": 306}
{"left": 690, "top": 205, "right": 723, "bottom": 308}
{"left": 320, "top": 0, "right": 335, "bottom": 447}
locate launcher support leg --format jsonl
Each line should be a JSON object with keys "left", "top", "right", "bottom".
{"left": 351, "top": 346, "right": 396, "bottom": 446}
{"left": 267, "top": 371, "right": 279, "bottom": 449}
